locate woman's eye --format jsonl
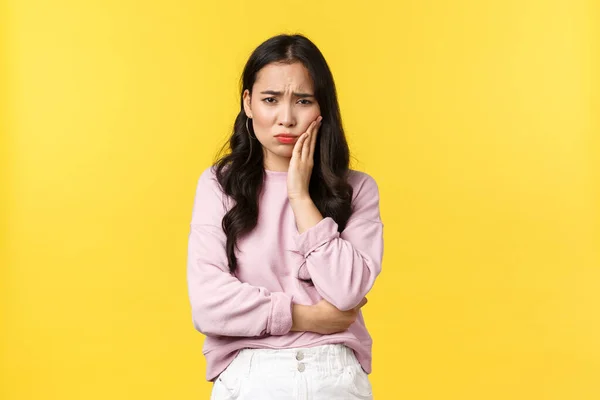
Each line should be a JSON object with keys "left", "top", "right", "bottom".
{"left": 262, "top": 98, "right": 312, "bottom": 105}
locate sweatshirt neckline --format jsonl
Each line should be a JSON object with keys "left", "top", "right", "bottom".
{"left": 264, "top": 168, "right": 288, "bottom": 181}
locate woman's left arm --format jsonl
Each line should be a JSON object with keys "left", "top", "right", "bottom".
{"left": 287, "top": 117, "right": 383, "bottom": 311}
{"left": 289, "top": 174, "right": 384, "bottom": 311}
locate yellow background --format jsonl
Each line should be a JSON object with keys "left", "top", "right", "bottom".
{"left": 2, "top": 0, "right": 599, "bottom": 399}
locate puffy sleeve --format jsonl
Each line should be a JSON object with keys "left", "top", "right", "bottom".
{"left": 186, "top": 166, "right": 293, "bottom": 337}
{"left": 292, "top": 171, "right": 384, "bottom": 311}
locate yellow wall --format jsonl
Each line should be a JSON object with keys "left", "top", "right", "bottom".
{"left": 2, "top": 1, "right": 598, "bottom": 399}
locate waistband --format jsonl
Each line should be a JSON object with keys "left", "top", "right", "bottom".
{"left": 228, "top": 344, "right": 360, "bottom": 376}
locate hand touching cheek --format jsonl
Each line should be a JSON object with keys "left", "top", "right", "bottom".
{"left": 287, "top": 116, "right": 322, "bottom": 201}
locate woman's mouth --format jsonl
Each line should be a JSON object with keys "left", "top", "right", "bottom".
{"left": 275, "top": 135, "right": 298, "bottom": 144}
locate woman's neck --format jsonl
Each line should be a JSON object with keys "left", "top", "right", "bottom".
{"left": 263, "top": 150, "right": 290, "bottom": 172}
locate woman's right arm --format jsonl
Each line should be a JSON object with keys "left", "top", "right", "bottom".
{"left": 188, "top": 222, "right": 295, "bottom": 337}
{"left": 187, "top": 167, "right": 295, "bottom": 337}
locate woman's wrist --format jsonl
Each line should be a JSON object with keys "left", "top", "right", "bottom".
{"left": 291, "top": 304, "right": 315, "bottom": 332}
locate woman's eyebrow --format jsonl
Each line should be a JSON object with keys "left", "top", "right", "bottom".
{"left": 259, "top": 90, "right": 315, "bottom": 98}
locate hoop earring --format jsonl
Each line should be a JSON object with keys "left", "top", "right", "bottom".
{"left": 244, "top": 117, "right": 255, "bottom": 166}
{"left": 246, "top": 118, "right": 257, "bottom": 140}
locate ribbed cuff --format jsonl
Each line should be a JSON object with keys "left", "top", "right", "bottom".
{"left": 293, "top": 217, "right": 340, "bottom": 257}
{"left": 267, "top": 292, "right": 293, "bottom": 335}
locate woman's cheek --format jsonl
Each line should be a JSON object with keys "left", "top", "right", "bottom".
{"left": 253, "top": 115, "right": 270, "bottom": 134}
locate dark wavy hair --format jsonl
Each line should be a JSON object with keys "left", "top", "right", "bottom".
{"left": 213, "top": 33, "right": 354, "bottom": 275}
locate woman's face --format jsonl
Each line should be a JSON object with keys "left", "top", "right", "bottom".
{"left": 243, "top": 62, "right": 321, "bottom": 171}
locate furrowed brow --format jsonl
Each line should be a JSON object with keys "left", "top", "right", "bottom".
{"left": 260, "top": 90, "right": 315, "bottom": 98}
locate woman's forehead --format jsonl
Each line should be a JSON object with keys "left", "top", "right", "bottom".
{"left": 254, "top": 62, "right": 314, "bottom": 91}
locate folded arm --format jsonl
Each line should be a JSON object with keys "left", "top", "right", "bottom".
{"left": 290, "top": 173, "right": 384, "bottom": 311}
{"left": 186, "top": 167, "right": 293, "bottom": 337}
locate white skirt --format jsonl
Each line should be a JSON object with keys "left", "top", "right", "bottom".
{"left": 210, "top": 344, "right": 373, "bottom": 400}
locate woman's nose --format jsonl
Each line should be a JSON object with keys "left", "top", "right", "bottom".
{"left": 278, "top": 104, "right": 296, "bottom": 127}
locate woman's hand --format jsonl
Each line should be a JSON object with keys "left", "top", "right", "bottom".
{"left": 291, "top": 297, "right": 368, "bottom": 334}
{"left": 287, "top": 116, "right": 322, "bottom": 201}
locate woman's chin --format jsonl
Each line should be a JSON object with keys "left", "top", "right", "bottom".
{"left": 269, "top": 147, "right": 293, "bottom": 158}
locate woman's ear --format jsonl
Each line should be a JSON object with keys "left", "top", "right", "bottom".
{"left": 242, "top": 89, "right": 253, "bottom": 119}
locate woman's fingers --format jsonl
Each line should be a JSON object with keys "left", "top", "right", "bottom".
{"left": 294, "top": 116, "right": 321, "bottom": 163}
{"left": 308, "top": 116, "right": 321, "bottom": 161}
{"left": 292, "top": 131, "right": 308, "bottom": 160}
{"left": 355, "top": 297, "right": 368, "bottom": 310}
{"left": 301, "top": 120, "right": 317, "bottom": 161}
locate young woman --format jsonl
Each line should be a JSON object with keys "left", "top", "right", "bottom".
{"left": 187, "top": 33, "right": 384, "bottom": 399}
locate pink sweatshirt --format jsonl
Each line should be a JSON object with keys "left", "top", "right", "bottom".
{"left": 186, "top": 165, "right": 384, "bottom": 381}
